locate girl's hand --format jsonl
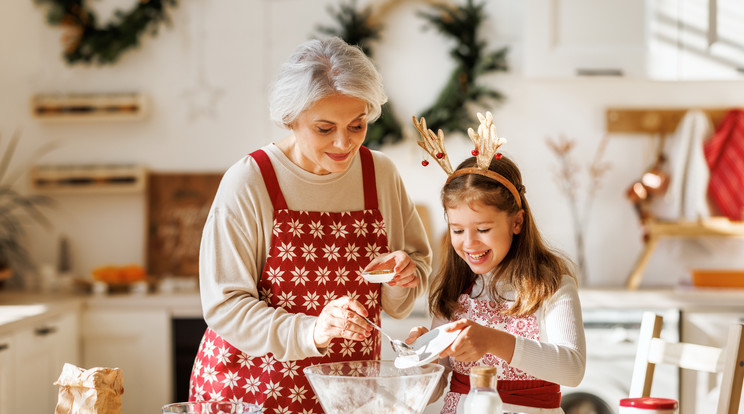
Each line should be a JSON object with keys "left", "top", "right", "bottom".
{"left": 441, "top": 319, "right": 513, "bottom": 363}
{"left": 313, "top": 297, "right": 373, "bottom": 349}
{"left": 404, "top": 325, "right": 429, "bottom": 345}
{"left": 363, "top": 250, "right": 419, "bottom": 288}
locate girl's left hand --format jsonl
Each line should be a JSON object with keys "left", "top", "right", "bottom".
{"left": 363, "top": 250, "right": 419, "bottom": 288}
{"left": 441, "top": 319, "right": 502, "bottom": 363}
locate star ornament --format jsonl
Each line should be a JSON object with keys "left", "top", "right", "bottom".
{"left": 182, "top": 80, "right": 224, "bottom": 120}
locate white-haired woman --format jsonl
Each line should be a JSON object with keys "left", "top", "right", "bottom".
{"left": 188, "top": 37, "right": 432, "bottom": 413}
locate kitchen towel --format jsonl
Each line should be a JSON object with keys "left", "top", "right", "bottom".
{"left": 650, "top": 109, "right": 712, "bottom": 221}
{"left": 705, "top": 108, "right": 744, "bottom": 221}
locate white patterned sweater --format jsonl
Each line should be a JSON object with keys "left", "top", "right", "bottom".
{"left": 431, "top": 274, "right": 586, "bottom": 414}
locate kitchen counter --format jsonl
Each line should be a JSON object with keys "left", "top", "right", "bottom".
{"left": 0, "top": 290, "right": 203, "bottom": 334}
{"left": 0, "top": 292, "right": 83, "bottom": 335}
{"left": 579, "top": 287, "right": 744, "bottom": 310}
{"left": 2, "top": 287, "right": 743, "bottom": 333}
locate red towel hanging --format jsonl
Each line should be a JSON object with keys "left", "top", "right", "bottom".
{"left": 704, "top": 109, "right": 744, "bottom": 221}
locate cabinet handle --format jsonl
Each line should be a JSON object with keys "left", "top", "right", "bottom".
{"left": 576, "top": 68, "right": 624, "bottom": 77}
{"left": 0, "top": 343, "right": 8, "bottom": 352}
{"left": 35, "top": 326, "right": 58, "bottom": 336}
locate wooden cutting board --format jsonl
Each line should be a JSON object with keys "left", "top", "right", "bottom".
{"left": 147, "top": 172, "right": 223, "bottom": 278}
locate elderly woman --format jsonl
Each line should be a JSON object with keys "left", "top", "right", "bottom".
{"left": 188, "top": 37, "right": 432, "bottom": 412}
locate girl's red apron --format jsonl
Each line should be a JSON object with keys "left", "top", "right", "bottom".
{"left": 189, "top": 147, "right": 387, "bottom": 413}
{"left": 442, "top": 282, "right": 561, "bottom": 413}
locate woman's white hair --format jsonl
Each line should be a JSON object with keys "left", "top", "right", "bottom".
{"left": 269, "top": 37, "right": 388, "bottom": 129}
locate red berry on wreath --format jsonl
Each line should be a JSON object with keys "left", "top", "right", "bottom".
{"left": 421, "top": 160, "right": 429, "bottom": 166}
{"left": 494, "top": 153, "right": 503, "bottom": 159}
{"left": 471, "top": 149, "right": 479, "bottom": 156}
{"left": 435, "top": 152, "right": 444, "bottom": 159}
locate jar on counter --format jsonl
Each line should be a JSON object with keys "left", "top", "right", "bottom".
{"left": 619, "top": 397, "right": 678, "bottom": 414}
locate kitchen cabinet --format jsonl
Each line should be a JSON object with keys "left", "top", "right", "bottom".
{"left": 82, "top": 309, "right": 172, "bottom": 414}
{"left": 680, "top": 310, "right": 744, "bottom": 414}
{"left": 524, "top": 0, "right": 649, "bottom": 78}
{"left": 525, "top": 0, "right": 744, "bottom": 80}
{"left": 0, "top": 333, "right": 14, "bottom": 414}
{"left": 12, "top": 310, "right": 80, "bottom": 414}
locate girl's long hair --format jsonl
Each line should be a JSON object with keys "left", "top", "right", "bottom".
{"left": 429, "top": 156, "right": 574, "bottom": 320}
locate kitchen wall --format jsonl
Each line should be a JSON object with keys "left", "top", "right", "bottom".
{"left": 2, "top": 0, "right": 743, "bottom": 289}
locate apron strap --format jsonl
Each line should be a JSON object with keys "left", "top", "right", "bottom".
{"left": 359, "top": 146, "right": 378, "bottom": 210}
{"left": 450, "top": 371, "right": 561, "bottom": 409}
{"left": 250, "top": 149, "right": 288, "bottom": 211}
{"left": 251, "top": 147, "right": 377, "bottom": 211}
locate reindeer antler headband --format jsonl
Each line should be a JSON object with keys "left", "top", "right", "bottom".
{"left": 413, "top": 111, "right": 523, "bottom": 208}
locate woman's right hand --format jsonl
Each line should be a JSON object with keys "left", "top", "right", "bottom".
{"left": 313, "top": 297, "right": 372, "bottom": 349}
{"left": 404, "top": 325, "right": 429, "bottom": 345}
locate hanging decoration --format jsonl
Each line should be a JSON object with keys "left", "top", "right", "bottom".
{"left": 416, "top": 0, "right": 508, "bottom": 133}
{"left": 315, "top": 0, "right": 403, "bottom": 149}
{"left": 315, "top": 0, "right": 508, "bottom": 145}
{"left": 34, "top": 0, "right": 177, "bottom": 65}
{"left": 182, "top": 0, "right": 223, "bottom": 120}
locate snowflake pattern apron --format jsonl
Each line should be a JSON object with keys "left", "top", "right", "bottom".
{"left": 442, "top": 282, "right": 561, "bottom": 413}
{"left": 189, "top": 147, "right": 387, "bottom": 413}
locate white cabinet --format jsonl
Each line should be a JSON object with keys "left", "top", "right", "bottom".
{"left": 12, "top": 310, "right": 80, "bottom": 414}
{"left": 82, "top": 309, "right": 172, "bottom": 414}
{"left": 524, "top": 0, "right": 650, "bottom": 78}
{"left": 525, "top": 0, "right": 744, "bottom": 80}
{"left": 680, "top": 311, "right": 744, "bottom": 414}
{"left": 0, "top": 333, "right": 15, "bottom": 414}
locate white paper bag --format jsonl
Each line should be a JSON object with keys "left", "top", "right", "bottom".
{"left": 54, "top": 363, "right": 124, "bottom": 414}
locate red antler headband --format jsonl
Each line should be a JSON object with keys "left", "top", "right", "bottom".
{"left": 413, "top": 111, "right": 523, "bottom": 208}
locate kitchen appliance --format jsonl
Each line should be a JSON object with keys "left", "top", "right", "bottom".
{"left": 303, "top": 360, "right": 444, "bottom": 413}
{"left": 562, "top": 308, "right": 679, "bottom": 414}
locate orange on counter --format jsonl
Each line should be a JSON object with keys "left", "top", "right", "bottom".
{"left": 690, "top": 269, "right": 744, "bottom": 288}
{"left": 92, "top": 264, "right": 147, "bottom": 284}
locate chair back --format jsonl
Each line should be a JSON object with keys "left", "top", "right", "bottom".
{"left": 629, "top": 312, "right": 744, "bottom": 414}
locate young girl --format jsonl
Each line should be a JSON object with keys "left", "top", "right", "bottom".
{"left": 411, "top": 114, "right": 586, "bottom": 414}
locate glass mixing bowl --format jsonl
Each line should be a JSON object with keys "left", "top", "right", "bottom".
{"left": 304, "top": 360, "right": 444, "bottom": 414}
{"left": 161, "top": 401, "right": 261, "bottom": 414}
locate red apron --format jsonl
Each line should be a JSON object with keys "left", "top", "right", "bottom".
{"left": 442, "top": 282, "right": 561, "bottom": 413}
{"left": 189, "top": 147, "right": 387, "bottom": 413}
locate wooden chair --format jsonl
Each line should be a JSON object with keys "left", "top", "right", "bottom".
{"left": 630, "top": 312, "right": 744, "bottom": 414}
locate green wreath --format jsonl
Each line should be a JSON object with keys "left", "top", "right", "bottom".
{"left": 316, "top": 0, "right": 508, "bottom": 146}
{"left": 35, "top": 0, "right": 176, "bottom": 65}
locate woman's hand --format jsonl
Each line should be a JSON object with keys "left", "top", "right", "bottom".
{"left": 363, "top": 250, "right": 419, "bottom": 288}
{"left": 440, "top": 319, "right": 515, "bottom": 363}
{"left": 404, "top": 325, "right": 429, "bottom": 345}
{"left": 313, "top": 297, "right": 373, "bottom": 349}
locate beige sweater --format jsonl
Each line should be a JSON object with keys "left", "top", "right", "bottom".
{"left": 199, "top": 144, "right": 432, "bottom": 361}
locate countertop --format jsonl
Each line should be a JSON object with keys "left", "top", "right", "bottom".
{"left": 1, "top": 287, "right": 743, "bottom": 335}
{"left": 579, "top": 287, "right": 744, "bottom": 310}
{"left": 0, "top": 290, "right": 203, "bottom": 335}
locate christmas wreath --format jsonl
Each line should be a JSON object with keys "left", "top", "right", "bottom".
{"left": 316, "top": 0, "right": 508, "bottom": 146}
{"left": 35, "top": 0, "right": 177, "bottom": 65}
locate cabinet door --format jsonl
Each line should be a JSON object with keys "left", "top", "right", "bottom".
{"left": 13, "top": 311, "right": 80, "bottom": 414}
{"left": 680, "top": 311, "right": 744, "bottom": 414}
{"left": 524, "top": 0, "right": 649, "bottom": 78}
{"left": 82, "top": 309, "right": 172, "bottom": 414}
{"left": 0, "top": 333, "right": 14, "bottom": 414}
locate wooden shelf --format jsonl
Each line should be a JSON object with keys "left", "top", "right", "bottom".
{"left": 606, "top": 108, "right": 731, "bottom": 134}
{"left": 627, "top": 218, "right": 744, "bottom": 289}
{"left": 30, "top": 93, "right": 148, "bottom": 122}
{"left": 30, "top": 164, "right": 147, "bottom": 194}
